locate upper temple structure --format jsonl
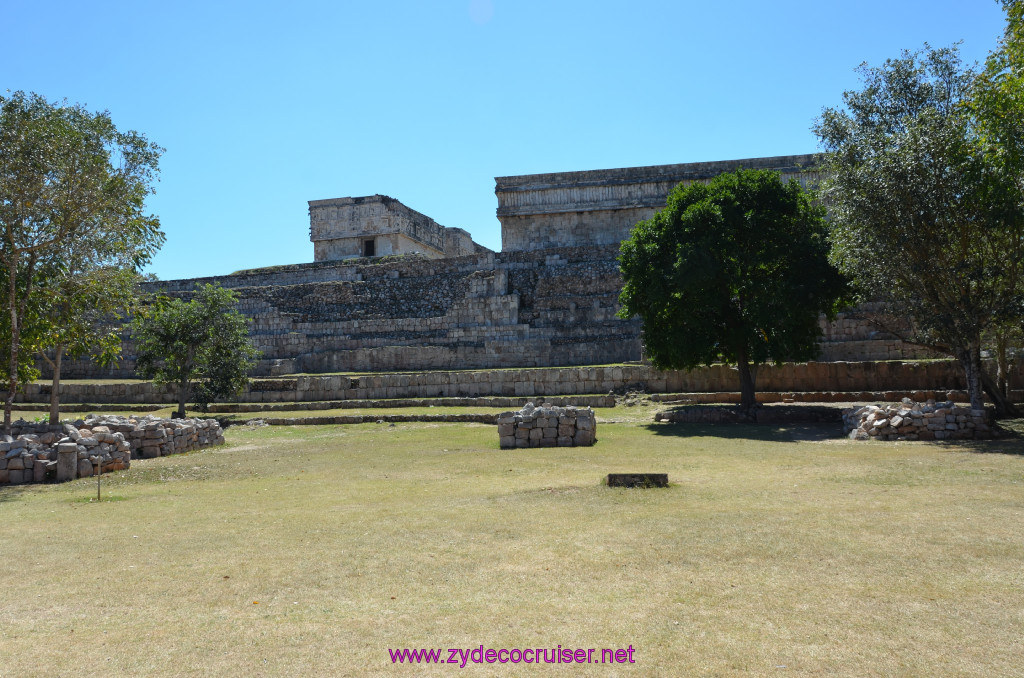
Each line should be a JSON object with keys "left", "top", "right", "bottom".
{"left": 310, "top": 154, "right": 821, "bottom": 260}
{"left": 309, "top": 194, "right": 487, "bottom": 260}
{"left": 494, "top": 154, "right": 821, "bottom": 251}
{"left": 53, "top": 153, "right": 931, "bottom": 380}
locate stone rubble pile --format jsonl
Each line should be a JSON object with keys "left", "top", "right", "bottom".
{"left": 87, "top": 414, "right": 225, "bottom": 459}
{"left": 843, "top": 398, "right": 991, "bottom": 441}
{"left": 498, "top": 402, "right": 597, "bottom": 448}
{"left": 0, "top": 415, "right": 225, "bottom": 486}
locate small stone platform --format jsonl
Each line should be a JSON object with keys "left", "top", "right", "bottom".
{"left": 497, "top": 402, "right": 596, "bottom": 448}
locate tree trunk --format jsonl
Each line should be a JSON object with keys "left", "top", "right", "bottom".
{"left": 995, "top": 331, "right": 1009, "bottom": 398}
{"left": 176, "top": 381, "right": 189, "bottom": 419}
{"left": 981, "top": 369, "right": 1020, "bottom": 417}
{"left": 5, "top": 259, "right": 18, "bottom": 433}
{"left": 49, "top": 344, "right": 64, "bottom": 425}
{"left": 736, "top": 354, "right": 758, "bottom": 412}
{"left": 956, "top": 341, "right": 986, "bottom": 411}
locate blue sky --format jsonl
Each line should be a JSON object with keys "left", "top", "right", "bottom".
{"left": 4, "top": 0, "right": 1009, "bottom": 280}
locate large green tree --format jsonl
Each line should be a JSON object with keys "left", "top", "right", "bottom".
{"left": 972, "top": 0, "right": 1024, "bottom": 400}
{"left": 35, "top": 259, "right": 147, "bottom": 424}
{"left": 618, "top": 168, "right": 849, "bottom": 410}
{"left": 814, "top": 40, "right": 1024, "bottom": 413}
{"left": 0, "top": 91, "right": 162, "bottom": 430}
{"left": 132, "top": 284, "right": 260, "bottom": 419}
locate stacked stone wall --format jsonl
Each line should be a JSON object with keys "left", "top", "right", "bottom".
{"left": 498, "top": 403, "right": 597, "bottom": 448}
{"left": 20, "top": 360, "right": 1019, "bottom": 406}
{"left": 0, "top": 416, "right": 224, "bottom": 486}
{"left": 842, "top": 400, "right": 992, "bottom": 440}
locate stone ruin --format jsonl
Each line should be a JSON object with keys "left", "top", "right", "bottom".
{"left": 309, "top": 194, "right": 486, "bottom": 261}
{"left": 0, "top": 415, "right": 225, "bottom": 486}
{"left": 497, "top": 402, "right": 597, "bottom": 448}
{"left": 843, "top": 398, "right": 992, "bottom": 441}
{"left": 50, "top": 154, "right": 933, "bottom": 381}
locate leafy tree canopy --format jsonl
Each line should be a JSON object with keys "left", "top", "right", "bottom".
{"left": 618, "top": 168, "right": 849, "bottom": 410}
{"left": 814, "top": 35, "right": 1024, "bottom": 412}
{"left": 132, "top": 284, "right": 260, "bottom": 419}
{"left": 0, "top": 91, "right": 163, "bottom": 429}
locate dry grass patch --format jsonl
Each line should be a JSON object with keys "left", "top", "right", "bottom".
{"left": 1, "top": 421, "right": 1023, "bottom": 676}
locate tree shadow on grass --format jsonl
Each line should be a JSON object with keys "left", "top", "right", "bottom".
{"left": 956, "top": 419, "right": 1024, "bottom": 457}
{"left": 643, "top": 420, "right": 1024, "bottom": 454}
{"left": 642, "top": 421, "right": 844, "bottom": 442}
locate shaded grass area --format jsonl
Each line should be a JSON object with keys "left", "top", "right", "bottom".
{"left": 1, "top": 422, "right": 1023, "bottom": 676}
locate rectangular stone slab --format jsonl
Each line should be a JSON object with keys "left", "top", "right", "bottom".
{"left": 607, "top": 473, "right": 668, "bottom": 488}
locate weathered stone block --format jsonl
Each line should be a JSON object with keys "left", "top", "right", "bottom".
{"left": 607, "top": 473, "right": 668, "bottom": 488}
{"left": 56, "top": 448, "right": 77, "bottom": 482}
{"left": 139, "top": 446, "right": 161, "bottom": 459}
{"left": 78, "top": 459, "right": 93, "bottom": 477}
{"left": 574, "top": 429, "right": 595, "bottom": 446}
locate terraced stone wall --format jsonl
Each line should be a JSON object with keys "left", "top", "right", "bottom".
{"left": 51, "top": 245, "right": 934, "bottom": 380}
{"left": 55, "top": 245, "right": 640, "bottom": 378}
{"left": 18, "top": 361, "right": 1020, "bottom": 406}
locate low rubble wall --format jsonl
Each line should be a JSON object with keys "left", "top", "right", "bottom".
{"left": 0, "top": 415, "right": 225, "bottom": 486}
{"left": 842, "top": 399, "right": 992, "bottom": 441}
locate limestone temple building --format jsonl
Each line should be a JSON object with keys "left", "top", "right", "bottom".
{"left": 309, "top": 195, "right": 486, "bottom": 261}
{"left": 494, "top": 154, "right": 821, "bottom": 252}
{"left": 56, "top": 154, "right": 926, "bottom": 379}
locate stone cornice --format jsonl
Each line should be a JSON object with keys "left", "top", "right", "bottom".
{"left": 495, "top": 154, "right": 821, "bottom": 217}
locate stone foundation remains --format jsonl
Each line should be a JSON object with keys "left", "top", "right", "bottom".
{"left": 497, "top": 402, "right": 597, "bottom": 448}
{"left": 0, "top": 415, "right": 225, "bottom": 486}
{"left": 26, "top": 360, "right": 1021, "bottom": 406}
{"left": 654, "top": 404, "right": 842, "bottom": 425}
{"left": 842, "top": 399, "right": 992, "bottom": 441}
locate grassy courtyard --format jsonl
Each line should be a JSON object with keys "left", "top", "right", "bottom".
{"left": 1, "top": 420, "right": 1023, "bottom": 676}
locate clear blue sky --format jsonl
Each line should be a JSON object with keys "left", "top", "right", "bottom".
{"left": 5, "top": 0, "right": 1009, "bottom": 280}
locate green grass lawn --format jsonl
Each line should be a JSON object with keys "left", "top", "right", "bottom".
{"left": 1, "top": 420, "right": 1022, "bottom": 676}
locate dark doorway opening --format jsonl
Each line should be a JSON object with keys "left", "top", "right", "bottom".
{"left": 363, "top": 239, "right": 376, "bottom": 257}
